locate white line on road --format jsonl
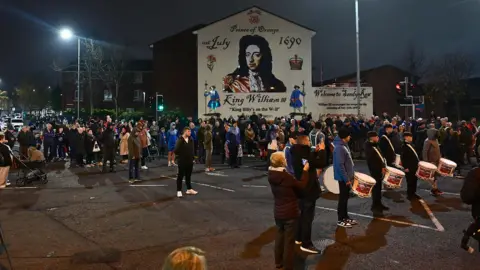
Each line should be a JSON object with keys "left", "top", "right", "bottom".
{"left": 315, "top": 206, "right": 440, "bottom": 231}
{"left": 4, "top": 186, "right": 38, "bottom": 189}
{"left": 420, "top": 189, "right": 460, "bottom": 196}
{"left": 242, "top": 185, "right": 268, "bottom": 188}
{"left": 130, "top": 184, "right": 168, "bottom": 187}
{"left": 162, "top": 176, "right": 235, "bottom": 192}
{"left": 418, "top": 199, "right": 445, "bottom": 232}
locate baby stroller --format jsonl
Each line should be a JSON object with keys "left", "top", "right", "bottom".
{"left": 148, "top": 137, "right": 160, "bottom": 161}
{"left": 11, "top": 150, "right": 47, "bottom": 187}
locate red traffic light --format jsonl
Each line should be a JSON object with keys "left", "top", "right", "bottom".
{"left": 396, "top": 84, "right": 401, "bottom": 90}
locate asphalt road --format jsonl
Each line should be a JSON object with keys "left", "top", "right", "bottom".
{"left": 0, "top": 156, "right": 478, "bottom": 270}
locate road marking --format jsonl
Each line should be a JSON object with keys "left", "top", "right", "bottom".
{"left": 162, "top": 176, "right": 235, "bottom": 192}
{"left": 315, "top": 206, "right": 440, "bottom": 231}
{"left": 205, "top": 172, "right": 228, "bottom": 177}
{"left": 4, "top": 186, "right": 38, "bottom": 189}
{"left": 418, "top": 199, "right": 445, "bottom": 232}
{"left": 130, "top": 184, "right": 168, "bottom": 187}
{"left": 420, "top": 189, "right": 460, "bottom": 196}
{"left": 242, "top": 185, "right": 268, "bottom": 188}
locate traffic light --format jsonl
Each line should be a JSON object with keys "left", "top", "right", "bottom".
{"left": 395, "top": 82, "right": 423, "bottom": 96}
{"left": 156, "top": 94, "right": 164, "bottom": 112}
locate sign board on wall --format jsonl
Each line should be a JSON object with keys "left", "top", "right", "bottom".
{"left": 196, "top": 7, "right": 315, "bottom": 118}
{"left": 309, "top": 87, "right": 374, "bottom": 119}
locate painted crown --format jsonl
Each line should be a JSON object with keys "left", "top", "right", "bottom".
{"left": 289, "top": 55, "right": 303, "bottom": 70}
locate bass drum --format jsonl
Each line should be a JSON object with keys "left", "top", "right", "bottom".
{"left": 323, "top": 166, "right": 339, "bottom": 194}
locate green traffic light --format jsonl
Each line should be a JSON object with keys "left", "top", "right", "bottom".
{"left": 158, "top": 105, "right": 164, "bottom": 111}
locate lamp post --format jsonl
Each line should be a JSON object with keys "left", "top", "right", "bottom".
{"left": 59, "top": 28, "right": 81, "bottom": 120}
{"left": 355, "top": 0, "right": 361, "bottom": 116}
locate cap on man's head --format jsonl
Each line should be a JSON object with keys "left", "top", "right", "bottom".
{"left": 403, "top": 131, "right": 413, "bottom": 137}
{"left": 367, "top": 131, "right": 378, "bottom": 138}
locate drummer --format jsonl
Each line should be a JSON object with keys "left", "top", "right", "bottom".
{"left": 379, "top": 124, "right": 397, "bottom": 167}
{"left": 422, "top": 128, "right": 443, "bottom": 196}
{"left": 401, "top": 132, "right": 420, "bottom": 200}
{"left": 364, "top": 131, "right": 389, "bottom": 213}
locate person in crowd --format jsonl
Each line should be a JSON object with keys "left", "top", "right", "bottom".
{"left": 127, "top": 125, "right": 141, "bottom": 183}
{"left": 158, "top": 126, "right": 167, "bottom": 158}
{"left": 197, "top": 121, "right": 206, "bottom": 164}
{"left": 174, "top": 127, "right": 197, "bottom": 198}
{"left": 445, "top": 129, "right": 462, "bottom": 176}
{"left": 119, "top": 127, "right": 130, "bottom": 163}
{"left": 333, "top": 128, "right": 356, "bottom": 228}
{"left": 43, "top": 123, "right": 56, "bottom": 162}
{"left": 138, "top": 121, "right": 149, "bottom": 170}
{"left": 28, "top": 146, "right": 45, "bottom": 162}
{"left": 189, "top": 122, "right": 198, "bottom": 161}
{"left": 85, "top": 129, "right": 96, "bottom": 167}
{"left": 56, "top": 127, "right": 66, "bottom": 161}
{"left": 204, "top": 124, "right": 214, "bottom": 172}
{"left": 268, "top": 151, "right": 309, "bottom": 270}
{"left": 226, "top": 127, "right": 239, "bottom": 169}
{"left": 99, "top": 123, "right": 116, "bottom": 173}
{"left": 162, "top": 246, "right": 207, "bottom": 270}
{"left": 284, "top": 132, "right": 297, "bottom": 175}
{"left": 401, "top": 132, "right": 420, "bottom": 200}
{"left": 245, "top": 123, "right": 256, "bottom": 157}
{"left": 167, "top": 122, "right": 178, "bottom": 167}
{"left": 290, "top": 134, "right": 326, "bottom": 254}
{"left": 17, "top": 126, "right": 34, "bottom": 158}
{"left": 0, "top": 133, "right": 12, "bottom": 188}
{"left": 150, "top": 120, "right": 159, "bottom": 143}
{"left": 74, "top": 127, "right": 86, "bottom": 167}
{"left": 423, "top": 128, "right": 443, "bottom": 196}
{"left": 365, "top": 131, "right": 389, "bottom": 213}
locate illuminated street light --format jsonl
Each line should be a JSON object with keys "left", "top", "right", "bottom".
{"left": 59, "top": 27, "right": 81, "bottom": 120}
{"left": 59, "top": 28, "right": 74, "bottom": 40}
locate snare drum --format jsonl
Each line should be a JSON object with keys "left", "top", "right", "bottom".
{"left": 437, "top": 158, "right": 457, "bottom": 177}
{"left": 416, "top": 161, "right": 437, "bottom": 184}
{"left": 352, "top": 172, "right": 377, "bottom": 198}
{"left": 383, "top": 166, "right": 405, "bottom": 189}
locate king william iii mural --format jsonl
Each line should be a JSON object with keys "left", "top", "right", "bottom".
{"left": 223, "top": 35, "right": 286, "bottom": 93}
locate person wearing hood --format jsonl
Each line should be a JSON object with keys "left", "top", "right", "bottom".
{"left": 423, "top": 128, "right": 443, "bottom": 196}
{"left": 167, "top": 122, "right": 178, "bottom": 167}
{"left": 401, "top": 132, "right": 420, "bottom": 200}
{"left": 226, "top": 127, "right": 239, "bottom": 168}
{"left": 365, "top": 131, "right": 389, "bottom": 213}
{"left": 333, "top": 128, "right": 356, "bottom": 228}
{"left": 379, "top": 124, "right": 396, "bottom": 167}
{"left": 290, "top": 134, "right": 326, "bottom": 254}
{"left": 127, "top": 126, "right": 142, "bottom": 183}
{"left": 267, "top": 151, "right": 309, "bottom": 270}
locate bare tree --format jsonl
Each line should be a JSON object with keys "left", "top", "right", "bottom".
{"left": 94, "top": 45, "right": 126, "bottom": 118}
{"left": 426, "top": 52, "right": 474, "bottom": 119}
{"left": 404, "top": 43, "right": 426, "bottom": 82}
{"left": 52, "top": 39, "right": 104, "bottom": 115}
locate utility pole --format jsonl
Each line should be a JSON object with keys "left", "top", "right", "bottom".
{"left": 155, "top": 92, "right": 158, "bottom": 122}
{"left": 355, "top": 0, "right": 361, "bottom": 116}
{"left": 404, "top": 76, "right": 415, "bottom": 119}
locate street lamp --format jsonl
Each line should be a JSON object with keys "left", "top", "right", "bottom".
{"left": 59, "top": 27, "right": 81, "bottom": 120}
{"left": 355, "top": 0, "right": 361, "bottom": 116}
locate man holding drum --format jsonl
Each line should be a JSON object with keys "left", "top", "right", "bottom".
{"left": 379, "top": 124, "right": 397, "bottom": 167}
{"left": 401, "top": 132, "right": 421, "bottom": 200}
{"left": 365, "top": 131, "right": 389, "bottom": 213}
{"left": 422, "top": 128, "right": 443, "bottom": 196}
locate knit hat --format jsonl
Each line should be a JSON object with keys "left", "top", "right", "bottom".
{"left": 338, "top": 128, "right": 350, "bottom": 139}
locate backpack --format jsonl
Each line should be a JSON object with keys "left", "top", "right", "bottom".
{"left": 461, "top": 167, "right": 480, "bottom": 205}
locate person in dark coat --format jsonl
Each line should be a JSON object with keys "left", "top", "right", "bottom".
{"left": 401, "top": 132, "right": 420, "bottom": 199}
{"left": 0, "top": 133, "right": 12, "bottom": 188}
{"left": 43, "top": 123, "right": 56, "bottom": 162}
{"left": 55, "top": 127, "right": 66, "bottom": 160}
{"left": 365, "top": 131, "right": 388, "bottom": 213}
{"left": 290, "top": 134, "right": 326, "bottom": 254}
{"left": 379, "top": 124, "right": 396, "bottom": 167}
{"left": 174, "top": 127, "right": 197, "bottom": 198}
{"left": 74, "top": 127, "right": 86, "bottom": 167}
{"left": 17, "top": 126, "right": 34, "bottom": 158}
{"left": 268, "top": 151, "right": 309, "bottom": 270}
{"left": 98, "top": 123, "right": 116, "bottom": 172}
{"left": 227, "top": 128, "right": 238, "bottom": 168}
{"left": 460, "top": 167, "right": 480, "bottom": 253}
{"left": 445, "top": 129, "right": 462, "bottom": 175}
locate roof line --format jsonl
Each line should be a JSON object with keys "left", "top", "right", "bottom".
{"left": 192, "top": 5, "right": 316, "bottom": 34}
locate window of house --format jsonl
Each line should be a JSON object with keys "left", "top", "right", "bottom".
{"left": 74, "top": 90, "right": 83, "bottom": 101}
{"left": 104, "top": 89, "right": 112, "bottom": 101}
{"left": 134, "top": 72, "right": 143, "bottom": 84}
{"left": 133, "top": 89, "right": 142, "bottom": 101}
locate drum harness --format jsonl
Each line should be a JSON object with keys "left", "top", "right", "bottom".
{"left": 406, "top": 143, "right": 419, "bottom": 161}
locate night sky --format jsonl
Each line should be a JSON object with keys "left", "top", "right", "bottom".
{"left": 1, "top": 0, "right": 479, "bottom": 90}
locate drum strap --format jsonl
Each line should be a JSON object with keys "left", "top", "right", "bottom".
{"left": 343, "top": 145, "right": 352, "bottom": 160}
{"left": 407, "top": 144, "right": 419, "bottom": 161}
{"left": 382, "top": 135, "right": 395, "bottom": 153}
{"left": 373, "top": 146, "right": 387, "bottom": 166}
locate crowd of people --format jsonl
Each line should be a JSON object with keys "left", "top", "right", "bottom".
{"left": 1, "top": 111, "right": 479, "bottom": 269}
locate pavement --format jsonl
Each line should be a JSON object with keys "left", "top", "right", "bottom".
{"left": 0, "top": 156, "right": 478, "bottom": 270}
